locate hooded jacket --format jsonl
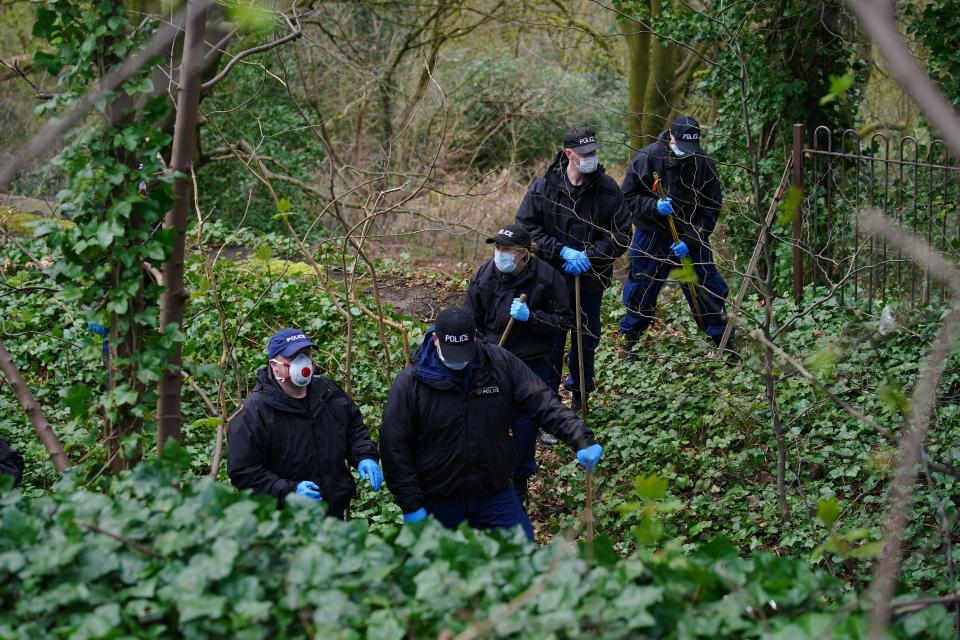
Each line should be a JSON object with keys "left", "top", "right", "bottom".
{"left": 463, "top": 256, "right": 572, "bottom": 362}
{"left": 622, "top": 130, "right": 723, "bottom": 245}
{"left": 380, "top": 332, "right": 595, "bottom": 513}
{"left": 0, "top": 440, "right": 23, "bottom": 488}
{"left": 227, "top": 367, "right": 379, "bottom": 517}
{"left": 516, "top": 152, "right": 631, "bottom": 293}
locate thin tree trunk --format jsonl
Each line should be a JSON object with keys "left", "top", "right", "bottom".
{"left": 0, "top": 339, "right": 71, "bottom": 472}
{"left": 157, "top": 0, "right": 208, "bottom": 453}
{"left": 640, "top": 0, "right": 677, "bottom": 141}
{"left": 761, "top": 224, "right": 789, "bottom": 520}
{"left": 626, "top": 24, "right": 652, "bottom": 150}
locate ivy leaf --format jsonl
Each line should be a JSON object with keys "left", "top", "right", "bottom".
{"left": 819, "top": 73, "right": 854, "bottom": 106}
{"left": 777, "top": 186, "right": 802, "bottom": 225}
{"left": 61, "top": 383, "right": 92, "bottom": 418}
{"left": 817, "top": 497, "right": 841, "bottom": 528}
{"left": 634, "top": 475, "right": 668, "bottom": 500}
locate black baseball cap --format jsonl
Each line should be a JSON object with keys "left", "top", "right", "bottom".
{"left": 563, "top": 127, "right": 598, "bottom": 154}
{"left": 268, "top": 328, "right": 316, "bottom": 359}
{"left": 434, "top": 308, "right": 477, "bottom": 362}
{"left": 485, "top": 223, "right": 532, "bottom": 248}
{"left": 671, "top": 114, "right": 704, "bottom": 155}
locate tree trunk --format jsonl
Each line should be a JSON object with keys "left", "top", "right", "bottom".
{"left": 0, "top": 339, "right": 71, "bottom": 472}
{"left": 157, "top": 0, "right": 208, "bottom": 454}
{"left": 641, "top": 1, "right": 677, "bottom": 142}
{"left": 626, "top": 22, "right": 652, "bottom": 150}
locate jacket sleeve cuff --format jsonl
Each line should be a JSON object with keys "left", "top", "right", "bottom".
{"left": 397, "top": 495, "right": 423, "bottom": 514}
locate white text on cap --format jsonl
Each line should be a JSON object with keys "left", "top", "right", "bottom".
{"left": 444, "top": 333, "right": 471, "bottom": 343}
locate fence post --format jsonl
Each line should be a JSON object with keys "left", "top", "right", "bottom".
{"left": 792, "top": 124, "right": 804, "bottom": 304}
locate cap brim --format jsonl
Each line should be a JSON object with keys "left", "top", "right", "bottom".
{"left": 438, "top": 339, "right": 477, "bottom": 362}
{"left": 569, "top": 142, "right": 599, "bottom": 154}
{"left": 277, "top": 338, "right": 317, "bottom": 358}
{"left": 675, "top": 139, "right": 703, "bottom": 155}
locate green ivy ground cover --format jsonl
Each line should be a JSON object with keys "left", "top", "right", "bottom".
{"left": 1, "top": 233, "right": 958, "bottom": 637}
{"left": 1, "top": 446, "right": 955, "bottom": 639}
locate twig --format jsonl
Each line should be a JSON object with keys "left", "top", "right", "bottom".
{"left": 890, "top": 591, "right": 960, "bottom": 615}
{"left": 76, "top": 520, "right": 164, "bottom": 558}
{"left": 200, "top": 21, "right": 302, "bottom": 91}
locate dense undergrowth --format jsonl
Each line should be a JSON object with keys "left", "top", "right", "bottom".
{"left": 1, "top": 228, "right": 958, "bottom": 637}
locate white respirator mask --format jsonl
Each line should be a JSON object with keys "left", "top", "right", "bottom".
{"left": 271, "top": 353, "right": 314, "bottom": 387}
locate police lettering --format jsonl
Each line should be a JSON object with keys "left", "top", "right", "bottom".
{"left": 499, "top": 228, "right": 514, "bottom": 237}
{"left": 444, "top": 333, "right": 471, "bottom": 343}
{"left": 578, "top": 136, "right": 596, "bottom": 144}
{"left": 285, "top": 334, "right": 308, "bottom": 342}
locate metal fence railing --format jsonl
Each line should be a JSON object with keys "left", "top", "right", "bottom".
{"left": 790, "top": 124, "right": 960, "bottom": 308}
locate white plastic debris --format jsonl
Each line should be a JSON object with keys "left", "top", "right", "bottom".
{"left": 879, "top": 305, "right": 896, "bottom": 336}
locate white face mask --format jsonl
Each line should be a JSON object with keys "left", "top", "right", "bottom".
{"left": 670, "top": 143, "right": 688, "bottom": 158}
{"left": 494, "top": 249, "right": 516, "bottom": 273}
{"left": 577, "top": 154, "right": 598, "bottom": 173}
{"left": 272, "top": 354, "right": 314, "bottom": 387}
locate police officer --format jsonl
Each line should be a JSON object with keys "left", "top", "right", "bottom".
{"left": 619, "top": 114, "right": 729, "bottom": 351}
{"left": 0, "top": 439, "right": 24, "bottom": 488}
{"left": 380, "top": 308, "right": 603, "bottom": 541}
{"left": 228, "top": 329, "right": 383, "bottom": 517}
{"left": 516, "top": 127, "right": 631, "bottom": 409}
{"left": 463, "top": 223, "right": 573, "bottom": 502}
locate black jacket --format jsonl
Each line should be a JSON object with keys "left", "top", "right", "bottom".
{"left": 622, "top": 131, "right": 723, "bottom": 245}
{"left": 516, "top": 152, "right": 631, "bottom": 293}
{"left": 380, "top": 333, "right": 595, "bottom": 513}
{"left": 0, "top": 440, "right": 23, "bottom": 488}
{"left": 463, "top": 256, "right": 572, "bottom": 362}
{"left": 227, "top": 367, "right": 379, "bottom": 517}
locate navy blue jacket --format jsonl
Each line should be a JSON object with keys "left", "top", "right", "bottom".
{"left": 516, "top": 152, "right": 631, "bottom": 293}
{"left": 622, "top": 130, "right": 723, "bottom": 245}
{"left": 227, "top": 367, "right": 379, "bottom": 517}
{"left": 380, "top": 333, "right": 595, "bottom": 513}
{"left": 0, "top": 440, "right": 23, "bottom": 488}
{"left": 463, "top": 256, "right": 572, "bottom": 362}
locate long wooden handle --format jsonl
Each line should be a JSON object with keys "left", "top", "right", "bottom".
{"left": 497, "top": 293, "right": 527, "bottom": 347}
{"left": 574, "top": 276, "right": 588, "bottom": 417}
{"left": 653, "top": 172, "right": 706, "bottom": 331}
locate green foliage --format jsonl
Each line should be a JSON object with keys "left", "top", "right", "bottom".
{"left": 1, "top": 446, "right": 952, "bottom": 638}
{"left": 29, "top": 0, "right": 177, "bottom": 436}
{"left": 435, "top": 53, "right": 631, "bottom": 172}
{"left": 908, "top": 1, "right": 960, "bottom": 108}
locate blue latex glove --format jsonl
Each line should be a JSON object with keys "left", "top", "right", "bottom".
{"left": 357, "top": 459, "right": 383, "bottom": 490}
{"left": 656, "top": 198, "right": 674, "bottom": 216}
{"left": 510, "top": 298, "right": 530, "bottom": 322}
{"left": 560, "top": 246, "right": 590, "bottom": 275}
{"left": 671, "top": 240, "right": 689, "bottom": 259}
{"left": 403, "top": 507, "right": 428, "bottom": 524}
{"left": 294, "top": 480, "right": 322, "bottom": 501}
{"left": 87, "top": 322, "right": 108, "bottom": 338}
{"left": 576, "top": 444, "right": 603, "bottom": 472}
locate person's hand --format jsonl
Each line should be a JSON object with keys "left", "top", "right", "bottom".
{"left": 403, "top": 507, "right": 428, "bottom": 524}
{"left": 560, "top": 246, "right": 590, "bottom": 275}
{"left": 510, "top": 298, "right": 530, "bottom": 322}
{"left": 656, "top": 198, "right": 674, "bottom": 216}
{"left": 294, "top": 480, "right": 322, "bottom": 501}
{"left": 576, "top": 444, "right": 603, "bottom": 472}
{"left": 87, "top": 322, "right": 108, "bottom": 338}
{"left": 671, "top": 240, "right": 689, "bottom": 259}
{"left": 357, "top": 459, "right": 383, "bottom": 491}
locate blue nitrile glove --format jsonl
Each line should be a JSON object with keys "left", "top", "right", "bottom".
{"left": 560, "top": 246, "right": 590, "bottom": 275}
{"left": 87, "top": 322, "right": 108, "bottom": 338}
{"left": 357, "top": 459, "right": 383, "bottom": 490}
{"left": 671, "top": 240, "right": 689, "bottom": 259}
{"left": 510, "top": 298, "right": 530, "bottom": 322}
{"left": 295, "top": 480, "right": 322, "bottom": 501}
{"left": 656, "top": 198, "right": 674, "bottom": 216}
{"left": 576, "top": 444, "right": 603, "bottom": 472}
{"left": 403, "top": 507, "right": 428, "bottom": 524}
